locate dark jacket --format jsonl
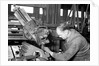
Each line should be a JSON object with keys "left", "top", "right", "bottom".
{"left": 52, "top": 29, "right": 90, "bottom": 61}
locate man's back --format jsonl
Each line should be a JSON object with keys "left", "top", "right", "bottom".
{"left": 66, "top": 29, "right": 90, "bottom": 61}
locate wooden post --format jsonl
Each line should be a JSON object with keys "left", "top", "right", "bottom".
{"left": 46, "top": 4, "right": 61, "bottom": 26}
{"left": 69, "top": 4, "right": 76, "bottom": 27}
{"left": 42, "top": 8, "right": 46, "bottom": 25}
{"left": 76, "top": 4, "right": 80, "bottom": 31}
{"left": 54, "top": 4, "right": 61, "bottom": 24}
{"left": 34, "top": 7, "right": 39, "bottom": 20}
{"left": 46, "top": 4, "right": 55, "bottom": 24}
{"left": 72, "top": 4, "right": 76, "bottom": 27}
{"left": 8, "top": 4, "right": 11, "bottom": 13}
{"left": 80, "top": 6, "right": 84, "bottom": 33}
{"left": 63, "top": 9, "right": 68, "bottom": 22}
{"left": 81, "top": 4, "right": 89, "bottom": 32}
{"left": 68, "top": 5, "right": 74, "bottom": 27}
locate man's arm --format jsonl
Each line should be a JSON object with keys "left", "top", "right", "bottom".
{"left": 51, "top": 37, "right": 81, "bottom": 61}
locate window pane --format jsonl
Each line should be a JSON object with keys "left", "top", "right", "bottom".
{"left": 78, "top": 11, "right": 81, "bottom": 18}
{"left": 39, "top": 8, "right": 43, "bottom": 14}
{"left": 11, "top": 5, "right": 33, "bottom": 13}
{"left": 84, "top": 12, "right": 87, "bottom": 18}
{"left": 60, "top": 9, "right": 63, "bottom": 16}
{"left": 75, "top": 11, "right": 77, "bottom": 17}
{"left": 68, "top": 10, "right": 73, "bottom": 17}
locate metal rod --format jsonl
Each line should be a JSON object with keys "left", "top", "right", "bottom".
{"left": 81, "top": 4, "right": 89, "bottom": 33}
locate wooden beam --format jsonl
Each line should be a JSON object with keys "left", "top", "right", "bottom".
{"left": 8, "top": 36, "right": 27, "bottom": 40}
{"left": 8, "top": 21, "right": 21, "bottom": 25}
{"left": 16, "top": 4, "right": 47, "bottom": 8}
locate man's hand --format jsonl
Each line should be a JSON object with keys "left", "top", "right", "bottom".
{"left": 43, "top": 47, "right": 53, "bottom": 56}
{"left": 43, "top": 47, "right": 51, "bottom": 53}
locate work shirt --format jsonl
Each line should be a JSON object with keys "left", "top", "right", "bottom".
{"left": 52, "top": 29, "right": 90, "bottom": 61}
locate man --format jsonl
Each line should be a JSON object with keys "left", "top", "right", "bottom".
{"left": 43, "top": 23, "right": 90, "bottom": 61}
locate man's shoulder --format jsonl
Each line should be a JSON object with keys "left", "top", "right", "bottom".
{"left": 71, "top": 35, "right": 83, "bottom": 45}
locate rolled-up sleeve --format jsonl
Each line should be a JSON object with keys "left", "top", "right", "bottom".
{"left": 52, "top": 37, "right": 81, "bottom": 61}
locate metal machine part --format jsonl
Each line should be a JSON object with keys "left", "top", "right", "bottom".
{"left": 20, "top": 42, "right": 49, "bottom": 60}
{"left": 33, "top": 51, "right": 42, "bottom": 58}
{"left": 8, "top": 46, "right": 14, "bottom": 60}
{"left": 11, "top": 46, "right": 20, "bottom": 58}
{"left": 8, "top": 45, "right": 49, "bottom": 61}
{"left": 13, "top": 5, "right": 60, "bottom": 61}
{"left": 13, "top": 5, "right": 50, "bottom": 45}
{"left": 8, "top": 45, "right": 22, "bottom": 61}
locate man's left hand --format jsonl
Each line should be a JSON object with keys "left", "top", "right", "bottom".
{"left": 43, "top": 47, "right": 53, "bottom": 56}
{"left": 43, "top": 47, "right": 51, "bottom": 53}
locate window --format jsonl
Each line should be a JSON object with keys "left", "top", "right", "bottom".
{"left": 68, "top": 10, "right": 73, "bottom": 17}
{"left": 60, "top": 9, "right": 63, "bottom": 16}
{"left": 11, "top": 5, "right": 33, "bottom": 13}
{"left": 39, "top": 8, "right": 43, "bottom": 14}
{"left": 68, "top": 10, "right": 81, "bottom": 18}
{"left": 75, "top": 11, "right": 81, "bottom": 18}
{"left": 84, "top": 12, "right": 87, "bottom": 18}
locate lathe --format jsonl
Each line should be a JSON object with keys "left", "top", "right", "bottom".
{"left": 8, "top": 5, "right": 60, "bottom": 61}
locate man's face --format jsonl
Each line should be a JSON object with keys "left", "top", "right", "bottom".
{"left": 58, "top": 33, "right": 66, "bottom": 39}
{"left": 56, "top": 28, "right": 68, "bottom": 39}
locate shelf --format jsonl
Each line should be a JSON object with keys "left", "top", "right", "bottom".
{"left": 8, "top": 36, "right": 27, "bottom": 40}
